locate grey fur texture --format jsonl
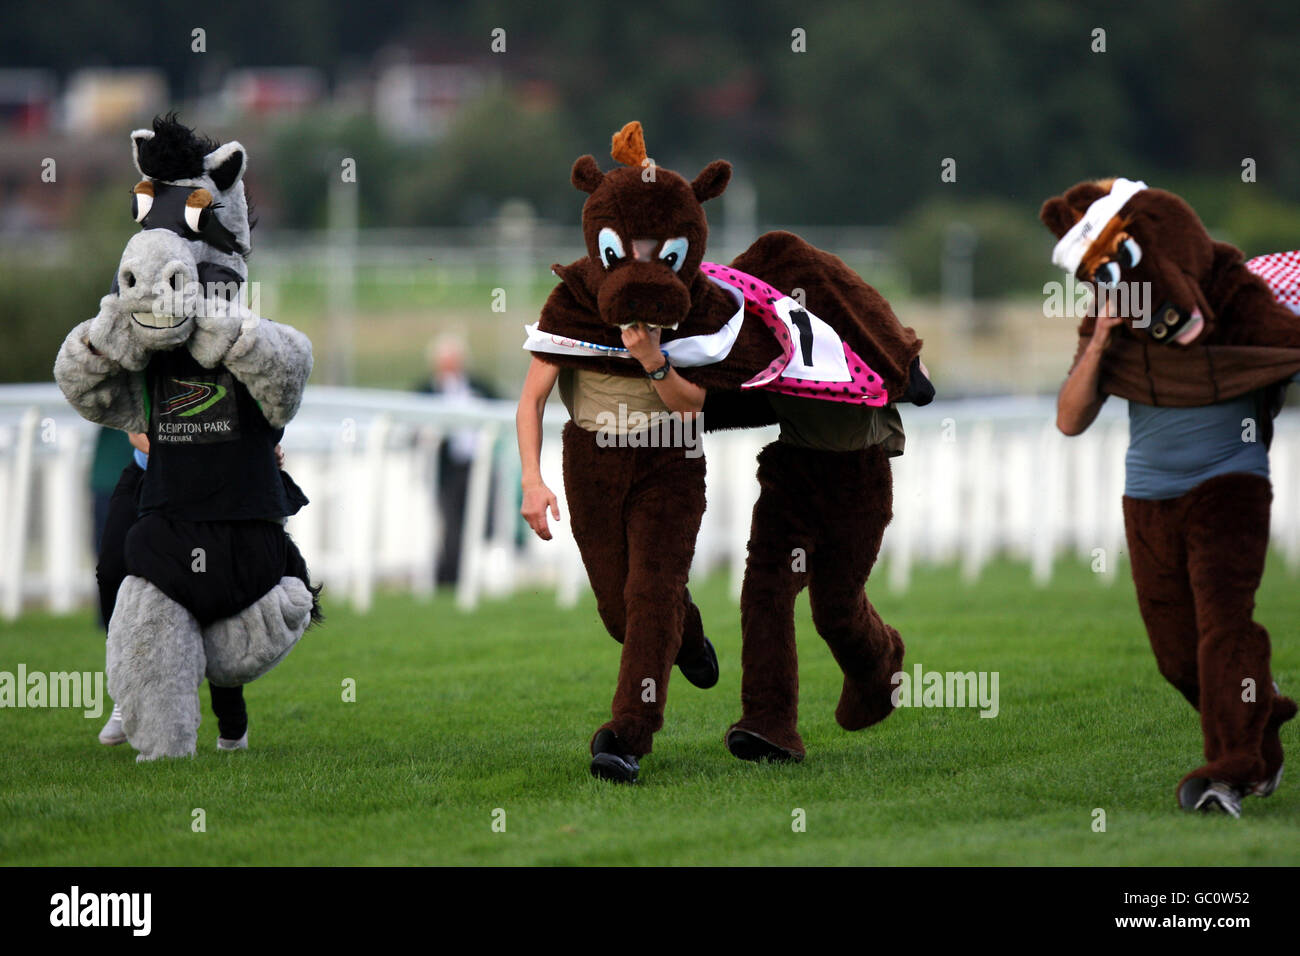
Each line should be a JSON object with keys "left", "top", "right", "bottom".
{"left": 214, "top": 308, "right": 313, "bottom": 426}
{"left": 53, "top": 313, "right": 149, "bottom": 432}
{"left": 107, "top": 576, "right": 206, "bottom": 761}
{"left": 203, "top": 576, "right": 314, "bottom": 687}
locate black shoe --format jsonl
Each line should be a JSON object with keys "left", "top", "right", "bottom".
{"left": 676, "top": 637, "right": 719, "bottom": 689}
{"left": 726, "top": 727, "right": 804, "bottom": 763}
{"left": 590, "top": 729, "right": 640, "bottom": 784}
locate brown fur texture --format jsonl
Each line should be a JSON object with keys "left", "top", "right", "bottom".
{"left": 728, "top": 442, "right": 904, "bottom": 757}
{"left": 536, "top": 126, "right": 924, "bottom": 403}
{"left": 561, "top": 421, "right": 707, "bottom": 756}
{"left": 1123, "top": 473, "right": 1297, "bottom": 794}
{"left": 539, "top": 125, "right": 923, "bottom": 764}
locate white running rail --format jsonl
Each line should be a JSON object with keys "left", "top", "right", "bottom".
{"left": 4, "top": 383, "right": 1299, "bottom": 619}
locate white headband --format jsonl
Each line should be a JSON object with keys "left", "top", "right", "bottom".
{"left": 1051, "top": 178, "right": 1148, "bottom": 274}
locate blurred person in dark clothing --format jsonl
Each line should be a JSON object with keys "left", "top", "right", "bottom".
{"left": 415, "top": 333, "right": 498, "bottom": 586}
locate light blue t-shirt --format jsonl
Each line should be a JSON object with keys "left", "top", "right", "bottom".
{"left": 133, "top": 448, "right": 148, "bottom": 470}
{"left": 1125, "top": 394, "right": 1269, "bottom": 500}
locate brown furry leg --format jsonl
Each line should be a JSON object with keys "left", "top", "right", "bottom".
{"left": 729, "top": 442, "right": 809, "bottom": 758}
{"left": 596, "top": 445, "right": 707, "bottom": 757}
{"left": 563, "top": 422, "right": 632, "bottom": 644}
{"left": 1122, "top": 496, "right": 1201, "bottom": 710}
{"left": 807, "top": 446, "right": 902, "bottom": 731}
{"left": 563, "top": 423, "right": 641, "bottom": 759}
{"left": 1180, "top": 474, "right": 1293, "bottom": 789}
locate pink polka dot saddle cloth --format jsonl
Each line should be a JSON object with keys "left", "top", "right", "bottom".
{"left": 701, "top": 262, "right": 889, "bottom": 406}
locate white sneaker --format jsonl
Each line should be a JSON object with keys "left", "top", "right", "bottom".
{"left": 216, "top": 731, "right": 248, "bottom": 751}
{"left": 98, "top": 704, "right": 126, "bottom": 746}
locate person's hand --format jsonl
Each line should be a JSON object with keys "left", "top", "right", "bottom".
{"left": 1089, "top": 302, "right": 1125, "bottom": 353}
{"left": 128, "top": 432, "right": 150, "bottom": 455}
{"left": 621, "top": 322, "right": 664, "bottom": 371}
{"left": 521, "top": 481, "right": 560, "bottom": 540}
{"left": 274, "top": 444, "right": 285, "bottom": 470}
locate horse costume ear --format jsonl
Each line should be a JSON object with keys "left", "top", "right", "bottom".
{"left": 205, "top": 141, "right": 247, "bottom": 191}
{"left": 692, "top": 160, "right": 731, "bottom": 202}
{"left": 1039, "top": 197, "right": 1078, "bottom": 238}
{"left": 130, "top": 128, "right": 155, "bottom": 179}
{"left": 571, "top": 155, "right": 604, "bottom": 194}
{"left": 1064, "top": 181, "right": 1109, "bottom": 213}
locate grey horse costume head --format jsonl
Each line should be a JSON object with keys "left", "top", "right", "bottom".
{"left": 111, "top": 114, "right": 252, "bottom": 348}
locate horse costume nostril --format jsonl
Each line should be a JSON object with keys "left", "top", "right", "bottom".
{"left": 123, "top": 272, "right": 136, "bottom": 289}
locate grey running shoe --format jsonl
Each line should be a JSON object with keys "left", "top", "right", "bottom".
{"left": 98, "top": 704, "right": 126, "bottom": 746}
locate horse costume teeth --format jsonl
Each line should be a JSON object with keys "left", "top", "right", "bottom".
{"left": 132, "top": 311, "right": 188, "bottom": 329}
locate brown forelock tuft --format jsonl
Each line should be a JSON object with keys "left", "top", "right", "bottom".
{"left": 610, "top": 121, "right": 647, "bottom": 167}
{"left": 581, "top": 164, "right": 710, "bottom": 277}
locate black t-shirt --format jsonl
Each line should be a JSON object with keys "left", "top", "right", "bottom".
{"left": 139, "top": 347, "right": 306, "bottom": 521}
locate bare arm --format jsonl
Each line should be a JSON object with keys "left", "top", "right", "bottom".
{"left": 1057, "top": 311, "right": 1122, "bottom": 436}
{"left": 621, "top": 323, "right": 706, "bottom": 413}
{"left": 516, "top": 357, "right": 561, "bottom": 540}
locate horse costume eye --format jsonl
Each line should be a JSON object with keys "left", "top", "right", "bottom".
{"left": 659, "top": 237, "right": 688, "bottom": 272}
{"left": 1118, "top": 237, "right": 1142, "bottom": 269}
{"left": 131, "top": 181, "right": 154, "bottom": 223}
{"left": 1094, "top": 261, "right": 1121, "bottom": 286}
{"left": 597, "top": 227, "right": 625, "bottom": 268}
{"left": 184, "top": 188, "right": 215, "bottom": 234}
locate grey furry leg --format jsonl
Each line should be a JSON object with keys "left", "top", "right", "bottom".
{"left": 203, "top": 576, "right": 313, "bottom": 687}
{"left": 106, "top": 576, "right": 206, "bottom": 762}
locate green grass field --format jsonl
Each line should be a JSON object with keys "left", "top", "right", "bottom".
{"left": 2, "top": 559, "right": 1297, "bottom": 866}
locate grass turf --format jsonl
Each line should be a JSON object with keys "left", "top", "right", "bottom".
{"left": 1, "top": 559, "right": 1297, "bottom": 866}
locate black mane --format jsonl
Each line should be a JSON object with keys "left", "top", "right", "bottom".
{"left": 136, "top": 112, "right": 220, "bottom": 182}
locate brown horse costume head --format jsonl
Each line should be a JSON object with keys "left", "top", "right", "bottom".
{"left": 1042, "top": 178, "right": 1299, "bottom": 348}
{"left": 532, "top": 122, "right": 930, "bottom": 409}
{"left": 570, "top": 122, "right": 731, "bottom": 330}
{"left": 1044, "top": 178, "right": 1300, "bottom": 406}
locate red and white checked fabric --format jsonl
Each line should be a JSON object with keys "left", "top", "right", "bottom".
{"left": 1246, "top": 250, "right": 1300, "bottom": 309}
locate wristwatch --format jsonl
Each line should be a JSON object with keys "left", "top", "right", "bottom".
{"left": 646, "top": 352, "right": 671, "bottom": 381}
